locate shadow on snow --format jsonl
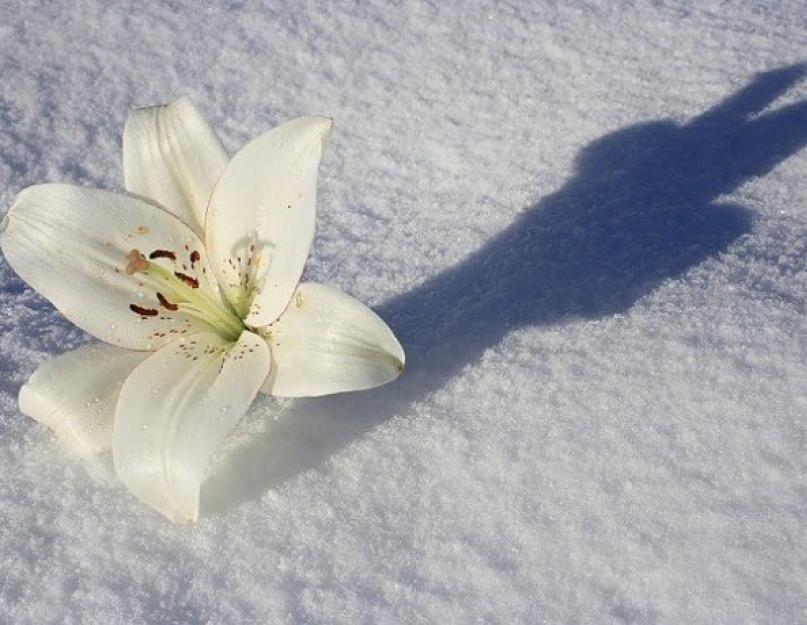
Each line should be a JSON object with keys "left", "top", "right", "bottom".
{"left": 203, "top": 63, "right": 807, "bottom": 513}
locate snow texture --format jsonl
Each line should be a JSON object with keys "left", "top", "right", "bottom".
{"left": 1, "top": 1, "right": 807, "bottom": 623}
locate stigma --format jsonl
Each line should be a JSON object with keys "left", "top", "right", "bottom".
{"left": 125, "top": 249, "right": 149, "bottom": 275}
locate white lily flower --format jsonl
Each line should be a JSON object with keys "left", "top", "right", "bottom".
{"left": 0, "top": 97, "right": 405, "bottom": 523}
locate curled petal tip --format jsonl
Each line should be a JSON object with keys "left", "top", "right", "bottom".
{"left": 174, "top": 94, "right": 194, "bottom": 106}
{"left": 318, "top": 116, "right": 335, "bottom": 149}
{"left": 389, "top": 339, "right": 406, "bottom": 375}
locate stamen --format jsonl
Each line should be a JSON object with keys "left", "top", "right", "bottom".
{"left": 129, "top": 304, "right": 158, "bottom": 316}
{"left": 125, "top": 248, "right": 244, "bottom": 341}
{"left": 125, "top": 250, "right": 149, "bottom": 275}
{"left": 157, "top": 292, "right": 179, "bottom": 311}
{"left": 174, "top": 272, "right": 199, "bottom": 289}
{"left": 149, "top": 249, "right": 177, "bottom": 261}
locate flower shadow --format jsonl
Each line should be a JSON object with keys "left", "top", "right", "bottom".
{"left": 201, "top": 64, "right": 807, "bottom": 514}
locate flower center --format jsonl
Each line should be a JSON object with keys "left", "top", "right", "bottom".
{"left": 125, "top": 248, "right": 245, "bottom": 341}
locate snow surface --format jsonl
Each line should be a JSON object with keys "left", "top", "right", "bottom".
{"left": 1, "top": 1, "right": 807, "bottom": 623}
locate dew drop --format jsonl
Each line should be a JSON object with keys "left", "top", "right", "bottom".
{"left": 141, "top": 424, "right": 149, "bottom": 431}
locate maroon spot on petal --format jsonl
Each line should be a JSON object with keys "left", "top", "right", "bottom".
{"left": 190, "top": 250, "right": 200, "bottom": 264}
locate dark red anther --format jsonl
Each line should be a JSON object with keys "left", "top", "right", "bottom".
{"left": 190, "top": 250, "right": 200, "bottom": 264}
{"left": 174, "top": 271, "right": 199, "bottom": 288}
{"left": 129, "top": 304, "right": 159, "bottom": 316}
{"left": 156, "top": 292, "right": 179, "bottom": 311}
{"left": 149, "top": 250, "right": 176, "bottom": 261}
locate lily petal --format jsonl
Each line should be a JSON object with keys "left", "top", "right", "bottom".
{"left": 205, "top": 116, "right": 333, "bottom": 326}
{"left": 0, "top": 184, "right": 222, "bottom": 350}
{"left": 123, "top": 96, "right": 229, "bottom": 236}
{"left": 113, "top": 330, "right": 271, "bottom": 523}
{"left": 261, "top": 283, "right": 405, "bottom": 397}
{"left": 19, "top": 343, "right": 148, "bottom": 456}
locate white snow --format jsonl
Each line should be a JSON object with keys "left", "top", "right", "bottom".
{"left": 1, "top": 1, "right": 807, "bottom": 623}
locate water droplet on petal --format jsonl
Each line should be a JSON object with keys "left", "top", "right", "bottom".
{"left": 141, "top": 424, "right": 149, "bottom": 431}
